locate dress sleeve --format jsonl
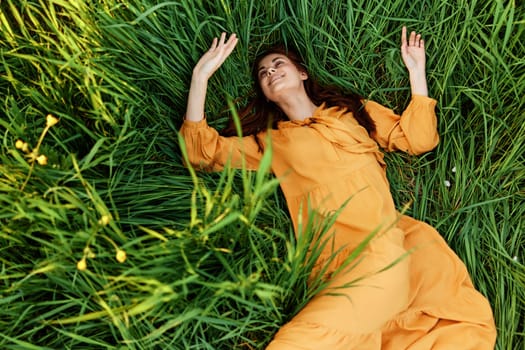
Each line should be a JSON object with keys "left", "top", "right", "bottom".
{"left": 179, "top": 118, "right": 262, "bottom": 171}
{"left": 364, "top": 95, "right": 439, "bottom": 155}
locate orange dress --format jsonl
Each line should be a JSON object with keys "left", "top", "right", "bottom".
{"left": 179, "top": 95, "right": 497, "bottom": 349}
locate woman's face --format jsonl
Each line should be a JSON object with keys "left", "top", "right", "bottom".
{"left": 256, "top": 53, "right": 308, "bottom": 102}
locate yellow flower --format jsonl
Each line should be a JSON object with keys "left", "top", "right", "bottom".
{"left": 46, "top": 114, "right": 59, "bottom": 127}
{"left": 98, "top": 214, "right": 111, "bottom": 226}
{"left": 116, "top": 249, "right": 127, "bottom": 263}
{"left": 15, "top": 140, "right": 29, "bottom": 152}
{"left": 83, "top": 246, "right": 96, "bottom": 259}
{"left": 36, "top": 154, "right": 48, "bottom": 165}
{"left": 77, "top": 258, "right": 87, "bottom": 271}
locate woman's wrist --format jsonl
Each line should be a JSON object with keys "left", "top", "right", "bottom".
{"left": 185, "top": 76, "right": 209, "bottom": 122}
{"left": 408, "top": 70, "right": 428, "bottom": 97}
{"left": 191, "top": 70, "right": 209, "bottom": 85}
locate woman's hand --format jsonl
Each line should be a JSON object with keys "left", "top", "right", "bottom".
{"left": 401, "top": 26, "right": 425, "bottom": 73}
{"left": 401, "top": 26, "right": 428, "bottom": 96}
{"left": 193, "top": 32, "right": 238, "bottom": 81}
{"left": 185, "top": 33, "right": 238, "bottom": 122}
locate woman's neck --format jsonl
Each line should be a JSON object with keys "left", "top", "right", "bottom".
{"left": 275, "top": 94, "right": 318, "bottom": 121}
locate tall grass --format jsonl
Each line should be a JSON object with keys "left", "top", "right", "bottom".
{"left": 0, "top": 0, "right": 523, "bottom": 348}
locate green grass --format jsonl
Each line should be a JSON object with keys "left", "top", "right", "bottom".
{"left": 0, "top": 0, "right": 523, "bottom": 348}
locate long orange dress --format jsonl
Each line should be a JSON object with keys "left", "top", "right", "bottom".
{"left": 179, "top": 95, "right": 497, "bottom": 349}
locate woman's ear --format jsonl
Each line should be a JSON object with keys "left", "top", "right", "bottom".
{"left": 300, "top": 71, "right": 308, "bottom": 80}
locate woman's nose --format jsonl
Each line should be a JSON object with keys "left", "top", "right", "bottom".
{"left": 267, "top": 67, "right": 276, "bottom": 76}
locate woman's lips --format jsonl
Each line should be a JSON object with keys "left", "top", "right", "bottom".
{"left": 270, "top": 74, "right": 284, "bottom": 85}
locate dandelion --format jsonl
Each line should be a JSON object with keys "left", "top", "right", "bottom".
{"left": 36, "top": 154, "right": 48, "bottom": 165}
{"left": 46, "top": 114, "right": 59, "bottom": 127}
{"left": 451, "top": 166, "right": 457, "bottom": 173}
{"left": 444, "top": 180, "right": 451, "bottom": 187}
{"left": 77, "top": 258, "right": 87, "bottom": 271}
{"left": 116, "top": 249, "right": 127, "bottom": 263}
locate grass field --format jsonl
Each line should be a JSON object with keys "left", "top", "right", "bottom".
{"left": 0, "top": 0, "right": 523, "bottom": 348}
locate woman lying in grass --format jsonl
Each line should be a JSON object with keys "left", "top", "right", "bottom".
{"left": 180, "top": 28, "right": 496, "bottom": 349}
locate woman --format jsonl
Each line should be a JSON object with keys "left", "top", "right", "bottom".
{"left": 180, "top": 28, "right": 497, "bottom": 349}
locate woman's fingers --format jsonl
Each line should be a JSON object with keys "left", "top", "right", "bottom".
{"left": 209, "top": 37, "right": 218, "bottom": 51}
{"left": 401, "top": 26, "right": 407, "bottom": 47}
{"left": 223, "top": 33, "right": 238, "bottom": 52}
{"left": 218, "top": 32, "right": 227, "bottom": 47}
{"left": 194, "top": 33, "right": 238, "bottom": 80}
{"left": 209, "top": 33, "right": 237, "bottom": 54}
{"left": 218, "top": 33, "right": 238, "bottom": 62}
{"left": 223, "top": 33, "right": 238, "bottom": 55}
{"left": 402, "top": 26, "right": 424, "bottom": 48}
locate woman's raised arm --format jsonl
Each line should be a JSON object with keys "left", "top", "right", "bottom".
{"left": 185, "top": 33, "right": 238, "bottom": 122}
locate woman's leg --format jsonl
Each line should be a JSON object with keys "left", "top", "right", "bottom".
{"left": 266, "top": 229, "right": 410, "bottom": 349}
{"left": 379, "top": 216, "right": 496, "bottom": 349}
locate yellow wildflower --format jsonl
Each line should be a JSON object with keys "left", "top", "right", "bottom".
{"left": 116, "top": 249, "right": 127, "bottom": 263}
{"left": 98, "top": 214, "right": 111, "bottom": 226}
{"left": 36, "top": 154, "right": 48, "bottom": 165}
{"left": 83, "top": 246, "right": 96, "bottom": 259}
{"left": 46, "top": 114, "right": 59, "bottom": 127}
{"left": 77, "top": 258, "right": 87, "bottom": 271}
{"left": 15, "top": 140, "right": 29, "bottom": 152}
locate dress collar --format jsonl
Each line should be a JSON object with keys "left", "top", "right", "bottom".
{"left": 277, "top": 103, "right": 328, "bottom": 129}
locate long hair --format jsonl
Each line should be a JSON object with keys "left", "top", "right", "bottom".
{"left": 220, "top": 44, "right": 375, "bottom": 143}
